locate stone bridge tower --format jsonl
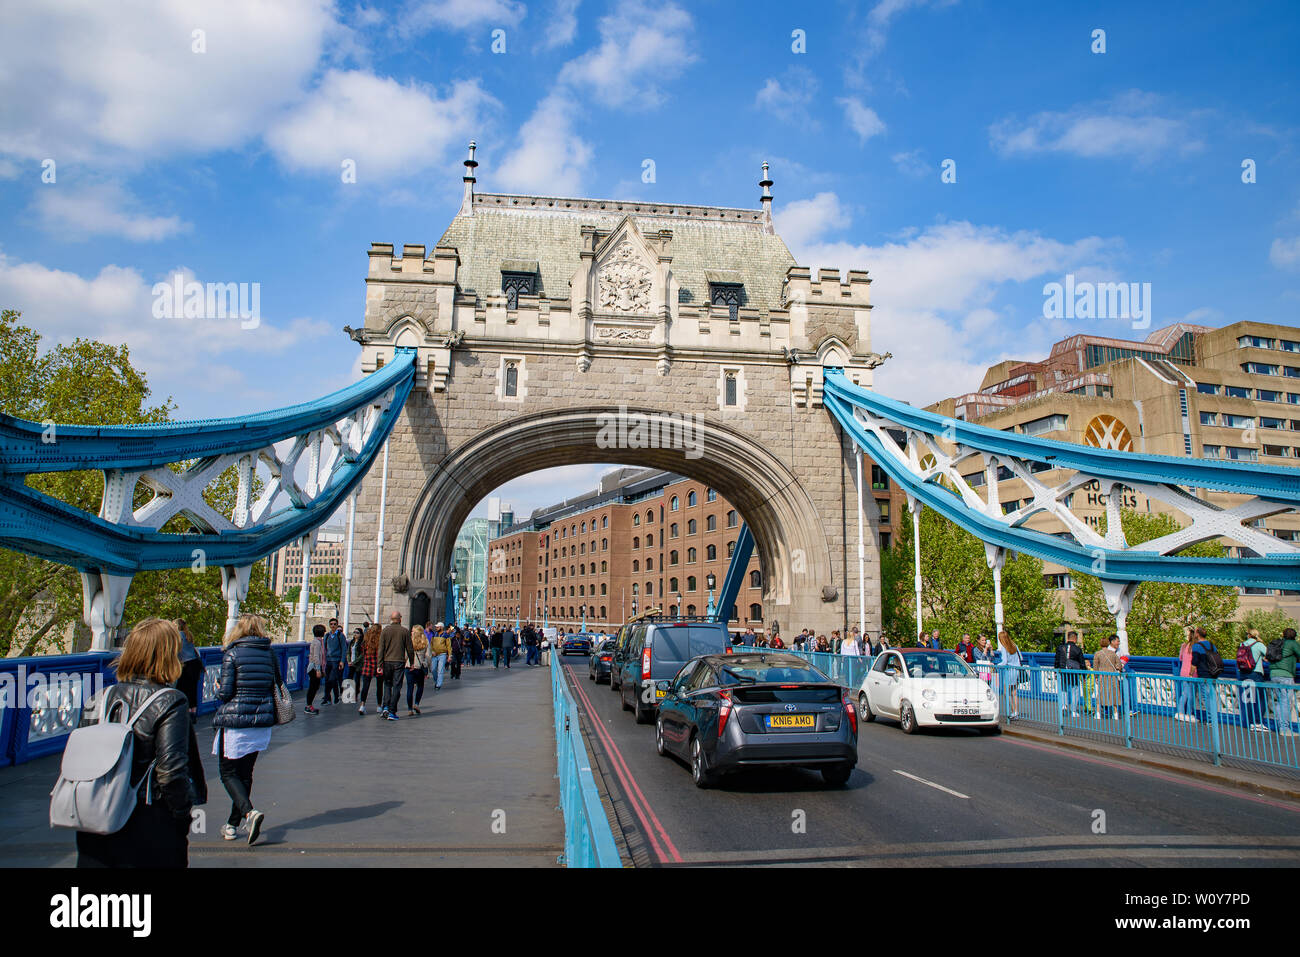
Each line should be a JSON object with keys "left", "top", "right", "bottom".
{"left": 346, "top": 148, "right": 887, "bottom": 637}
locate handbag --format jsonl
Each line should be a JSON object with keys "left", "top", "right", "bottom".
{"left": 269, "top": 650, "right": 295, "bottom": 725}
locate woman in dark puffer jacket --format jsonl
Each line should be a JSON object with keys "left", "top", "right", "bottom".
{"left": 212, "top": 612, "right": 277, "bottom": 845}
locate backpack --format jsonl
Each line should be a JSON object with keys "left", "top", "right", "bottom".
{"left": 1236, "top": 641, "right": 1257, "bottom": 673}
{"left": 1197, "top": 640, "right": 1224, "bottom": 679}
{"left": 1265, "top": 638, "right": 1286, "bottom": 664}
{"left": 50, "top": 687, "right": 178, "bottom": 835}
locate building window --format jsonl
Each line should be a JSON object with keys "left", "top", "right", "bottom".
{"left": 1196, "top": 383, "right": 1220, "bottom": 395}
{"left": 726, "top": 510, "right": 738, "bottom": 528}
{"left": 646, "top": 558, "right": 653, "bottom": 571}
{"left": 670, "top": 523, "right": 679, "bottom": 538}
{"left": 871, "top": 465, "right": 890, "bottom": 490}
{"left": 726, "top": 540, "right": 735, "bottom": 557}
{"left": 670, "top": 496, "right": 679, "bottom": 511}
{"left": 686, "top": 604, "right": 697, "bottom": 617}
{"left": 632, "top": 537, "right": 639, "bottom": 549}
{"left": 706, "top": 544, "right": 716, "bottom": 561}
{"left": 706, "top": 514, "right": 717, "bottom": 531}
{"left": 501, "top": 270, "right": 536, "bottom": 309}
{"left": 724, "top": 372, "right": 738, "bottom": 407}
{"left": 602, "top": 538, "right": 608, "bottom": 551}
{"left": 646, "top": 509, "right": 654, "bottom": 524}
{"left": 670, "top": 550, "right": 679, "bottom": 565}
{"left": 670, "top": 577, "right": 679, "bottom": 592}
{"left": 688, "top": 519, "right": 697, "bottom": 535}
{"left": 687, "top": 491, "right": 697, "bottom": 507}
{"left": 1200, "top": 411, "right": 1218, "bottom": 426}
{"left": 646, "top": 533, "right": 654, "bottom": 547}
{"left": 632, "top": 584, "right": 638, "bottom": 596}
{"left": 633, "top": 513, "right": 640, "bottom": 526}
{"left": 645, "top": 582, "right": 653, "bottom": 596}
{"left": 632, "top": 560, "right": 640, "bottom": 572}
{"left": 687, "top": 576, "right": 697, "bottom": 591}
{"left": 1238, "top": 335, "right": 1276, "bottom": 349}
{"left": 601, "top": 561, "right": 607, "bottom": 573}
{"left": 710, "top": 282, "right": 742, "bottom": 321}
{"left": 749, "top": 604, "right": 763, "bottom": 621}
{"left": 687, "top": 547, "right": 697, "bottom": 563}
{"left": 602, "top": 515, "right": 608, "bottom": 528}
{"left": 750, "top": 570, "right": 761, "bottom": 588}
{"left": 878, "top": 500, "right": 890, "bottom": 522}
{"left": 707, "top": 488, "right": 717, "bottom": 502}
{"left": 504, "top": 361, "right": 519, "bottom": 397}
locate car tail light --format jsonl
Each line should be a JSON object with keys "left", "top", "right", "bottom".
{"left": 843, "top": 690, "right": 857, "bottom": 736}
{"left": 641, "top": 646, "right": 651, "bottom": 679}
{"left": 717, "top": 690, "right": 733, "bottom": 737}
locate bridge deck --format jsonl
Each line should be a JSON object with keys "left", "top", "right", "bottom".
{"left": 0, "top": 656, "right": 562, "bottom": 867}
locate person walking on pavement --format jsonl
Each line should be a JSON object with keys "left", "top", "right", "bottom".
{"left": 347, "top": 627, "right": 365, "bottom": 699}
{"left": 429, "top": 623, "right": 451, "bottom": 687}
{"left": 1190, "top": 627, "right": 1223, "bottom": 721}
{"left": 212, "top": 612, "right": 276, "bottom": 845}
{"left": 1055, "top": 630, "right": 1088, "bottom": 717}
{"left": 1175, "top": 629, "right": 1197, "bottom": 723}
{"left": 305, "top": 623, "right": 325, "bottom": 715}
{"left": 996, "top": 630, "right": 1021, "bottom": 720}
{"left": 450, "top": 628, "right": 464, "bottom": 680}
{"left": 1270, "top": 627, "right": 1300, "bottom": 735}
{"left": 323, "top": 617, "right": 347, "bottom": 705}
{"left": 1092, "top": 633, "right": 1124, "bottom": 721}
{"left": 502, "top": 625, "right": 517, "bottom": 669}
{"left": 356, "top": 624, "right": 381, "bottom": 715}
{"left": 955, "top": 633, "right": 975, "bottom": 663}
{"left": 407, "top": 626, "right": 430, "bottom": 716}
{"left": 379, "top": 611, "right": 414, "bottom": 721}
{"left": 1238, "top": 628, "right": 1268, "bottom": 732}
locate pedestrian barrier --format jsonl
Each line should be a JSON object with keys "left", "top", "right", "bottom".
{"left": 550, "top": 649, "right": 621, "bottom": 868}
{"left": 737, "top": 646, "right": 1300, "bottom": 777}
{"left": 0, "top": 643, "right": 309, "bottom": 767}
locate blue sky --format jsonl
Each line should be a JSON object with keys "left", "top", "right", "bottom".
{"left": 1, "top": 0, "right": 1298, "bottom": 522}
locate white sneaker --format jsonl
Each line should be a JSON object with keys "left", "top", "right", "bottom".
{"left": 220, "top": 823, "right": 238, "bottom": 841}
{"left": 358, "top": 705, "right": 365, "bottom": 715}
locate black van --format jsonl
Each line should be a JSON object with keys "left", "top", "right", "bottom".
{"left": 612, "top": 618, "right": 733, "bottom": 724}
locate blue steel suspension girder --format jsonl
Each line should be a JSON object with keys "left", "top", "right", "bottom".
{"left": 0, "top": 350, "right": 416, "bottom": 574}
{"left": 823, "top": 379, "right": 1300, "bottom": 591}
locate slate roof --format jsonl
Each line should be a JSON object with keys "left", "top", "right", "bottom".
{"left": 436, "top": 192, "right": 797, "bottom": 314}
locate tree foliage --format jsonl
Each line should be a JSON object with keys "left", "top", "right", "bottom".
{"left": 0, "top": 309, "right": 288, "bottom": 654}
{"left": 1070, "top": 510, "right": 1239, "bottom": 657}
{"left": 881, "top": 505, "right": 1062, "bottom": 649}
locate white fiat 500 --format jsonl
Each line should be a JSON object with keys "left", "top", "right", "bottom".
{"left": 856, "top": 649, "right": 1000, "bottom": 735}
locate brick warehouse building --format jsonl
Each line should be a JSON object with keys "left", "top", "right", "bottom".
{"left": 485, "top": 466, "right": 899, "bottom": 635}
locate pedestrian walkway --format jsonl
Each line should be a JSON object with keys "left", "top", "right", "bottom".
{"left": 0, "top": 656, "right": 562, "bottom": 867}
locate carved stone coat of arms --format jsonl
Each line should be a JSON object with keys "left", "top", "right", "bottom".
{"left": 597, "top": 242, "right": 652, "bottom": 313}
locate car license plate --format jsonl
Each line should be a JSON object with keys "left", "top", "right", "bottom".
{"left": 952, "top": 707, "right": 979, "bottom": 716}
{"left": 767, "top": 714, "right": 815, "bottom": 729}
{"left": 655, "top": 689, "right": 667, "bottom": 699}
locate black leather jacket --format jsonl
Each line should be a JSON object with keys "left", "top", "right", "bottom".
{"left": 213, "top": 636, "right": 277, "bottom": 729}
{"left": 94, "top": 679, "right": 196, "bottom": 823}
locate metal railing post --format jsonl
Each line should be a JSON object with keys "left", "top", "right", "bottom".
{"left": 1207, "top": 678, "right": 1221, "bottom": 767}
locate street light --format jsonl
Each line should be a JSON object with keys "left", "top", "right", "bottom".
{"left": 706, "top": 572, "right": 717, "bottom": 619}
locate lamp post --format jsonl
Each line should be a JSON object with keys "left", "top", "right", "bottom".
{"left": 705, "top": 572, "right": 717, "bottom": 619}
{"left": 448, "top": 565, "right": 457, "bottom": 629}
{"left": 631, "top": 599, "right": 638, "bottom": 621}
{"left": 581, "top": 604, "right": 586, "bottom": 632}
{"left": 675, "top": 592, "right": 683, "bottom": 619}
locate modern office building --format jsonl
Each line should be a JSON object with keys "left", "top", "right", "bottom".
{"left": 450, "top": 517, "right": 489, "bottom": 624}
{"left": 929, "top": 320, "right": 1300, "bottom": 621}
{"left": 486, "top": 465, "right": 899, "bottom": 635}
{"left": 266, "top": 530, "right": 346, "bottom": 597}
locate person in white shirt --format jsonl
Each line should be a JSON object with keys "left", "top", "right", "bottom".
{"left": 841, "top": 633, "right": 862, "bottom": 656}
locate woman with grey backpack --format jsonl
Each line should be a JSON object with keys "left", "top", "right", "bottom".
{"left": 213, "top": 612, "right": 278, "bottom": 845}
{"left": 70, "top": 618, "right": 204, "bottom": 868}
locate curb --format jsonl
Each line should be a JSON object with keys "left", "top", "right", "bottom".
{"left": 1000, "top": 724, "right": 1300, "bottom": 803}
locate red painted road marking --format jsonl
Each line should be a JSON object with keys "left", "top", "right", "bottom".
{"left": 567, "top": 664, "right": 683, "bottom": 864}
{"left": 1004, "top": 736, "right": 1300, "bottom": 812}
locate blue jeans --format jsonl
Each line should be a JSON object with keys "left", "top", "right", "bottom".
{"left": 1273, "top": 674, "right": 1295, "bottom": 729}
{"left": 1057, "top": 671, "right": 1083, "bottom": 714}
{"left": 1240, "top": 677, "right": 1263, "bottom": 726}
{"left": 430, "top": 653, "right": 447, "bottom": 689}
{"left": 525, "top": 644, "right": 539, "bottom": 665}
{"left": 1175, "top": 678, "right": 1196, "bottom": 718}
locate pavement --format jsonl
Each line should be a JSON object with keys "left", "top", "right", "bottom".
{"left": 561, "top": 659, "right": 1300, "bottom": 867}
{"left": 0, "top": 654, "right": 563, "bottom": 867}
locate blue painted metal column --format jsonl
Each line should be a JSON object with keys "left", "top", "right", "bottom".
{"left": 713, "top": 523, "right": 754, "bottom": 625}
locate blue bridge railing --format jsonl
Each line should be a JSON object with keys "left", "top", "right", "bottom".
{"left": 0, "top": 642, "right": 309, "bottom": 767}
{"left": 550, "top": 648, "right": 621, "bottom": 868}
{"left": 738, "top": 647, "right": 1300, "bottom": 778}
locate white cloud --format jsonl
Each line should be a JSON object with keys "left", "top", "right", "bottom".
{"left": 266, "top": 71, "right": 496, "bottom": 179}
{"left": 838, "top": 97, "right": 886, "bottom": 143}
{"left": 397, "top": 0, "right": 525, "bottom": 35}
{"left": 774, "top": 193, "right": 851, "bottom": 250}
{"left": 1270, "top": 236, "right": 1300, "bottom": 271}
{"left": 33, "top": 182, "right": 190, "bottom": 241}
{"left": 0, "top": 254, "right": 332, "bottom": 412}
{"left": 781, "top": 208, "right": 1116, "bottom": 404}
{"left": 0, "top": 0, "right": 336, "bottom": 164}
{"left": 990, "top": 91, "right": 1204, "bottom": 163}
{"left": 865, "top": 0, "right": 954, "bottom": 56}
{"left": 541, "top": 0, "right": 582, "bottom": 49}
{"left": 557, "top": 0, "right": 694, "bottom": 108}
{"left": 755, "top": 67, "right": 819, "bottom": 126}
{"left": 496, "top": 93, "right": 593, "bottom": 194}
{"left": 891, "top": 150, "right": 929, "bottom": 178}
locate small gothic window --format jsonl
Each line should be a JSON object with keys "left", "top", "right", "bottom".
{"left": 724, "top": 371, "right": 738, "bottom": 407}
{"left": 502, "top": 271, "right": 536, "bottom": 309}
{"left": 710, "top": 282, "right": 742, "bottom": 321}
{"left": 504, "top": 361, "right": 519, "bottom": 397}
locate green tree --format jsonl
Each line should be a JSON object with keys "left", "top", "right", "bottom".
{"left": 1224, "top": 607, "right": 1300, "bottom": 658}
{"left": 880, "top": 505, "right": 1061, "bottom": 649}
{"left": 313, "top": 574, "right": 341, "bottom": 605}
{"left": 1071, "top": 510, "right": 1239, "bottom": 657}
{"left": 0, "top": 309, "right": 288, "bottom": 654}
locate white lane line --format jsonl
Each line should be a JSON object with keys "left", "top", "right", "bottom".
{"left": 893, "top": 769, "right": 969, "bottom": 799}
